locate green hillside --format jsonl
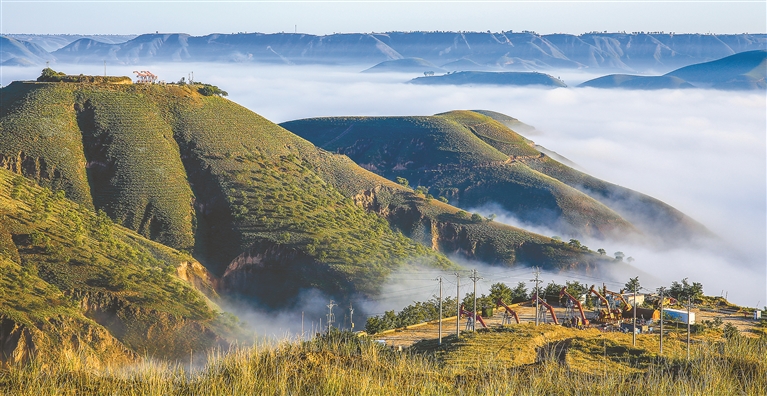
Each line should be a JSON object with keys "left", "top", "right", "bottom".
{"left": 0, "top": 80, "right": 456, "bottom": 307}
{"left": 0, "top": 168, "right": 234, "bottom": 364}
{"left": 281, "top": 110, "right": 709, "bottom": 242}
{"left": 1, "top": 78, "right": 612, "bottom": 310}
{"left": 282, "top": 112, "right": 636, "bottom": 239}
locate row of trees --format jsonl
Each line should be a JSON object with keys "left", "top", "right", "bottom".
{"left": 366, "top": 276, "right": 707, "bottom": 334}
{"left": 551, "top": 236, "right": 636, "bottom": 261}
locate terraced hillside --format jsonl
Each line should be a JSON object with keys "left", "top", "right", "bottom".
{"left": 0, "top": 79, "right": 610, "bottom": 308}
{"left": 0, "top": 168, "right": 234, "bottom": 364}
{"left": 281, "top": 111, "right": 709, "bottom": 243}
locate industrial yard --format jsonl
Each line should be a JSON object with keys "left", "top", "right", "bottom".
{"left": 374, "top": 295, "right": 762, "bottom": 350}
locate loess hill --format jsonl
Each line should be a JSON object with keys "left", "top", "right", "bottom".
{"left": 0, "top": 167, "right": 235, "bottom": 365}
{"left": 281, "top": 110, "right": 710, "bottom": 243}
{"left": 0, "top": 80, "right": 608, "bottom": 310}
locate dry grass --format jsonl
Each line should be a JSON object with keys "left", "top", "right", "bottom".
{"left": 2, "top": 328, "right": 764, "bottom": 395}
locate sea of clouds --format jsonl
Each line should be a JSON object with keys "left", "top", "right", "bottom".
{"left": 2, "top": 63, "right": 764, "bottom": 328}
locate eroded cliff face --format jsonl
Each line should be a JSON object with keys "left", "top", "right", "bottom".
{"left": 0, "top": 258, "right": 227, "bottom": 368}
{"left": 176, "top": 260, "right": 220, "bottom": 300}
{"left": 352, "top": 186, "right": 601, "bottom": 271}
{"left": 352, "top": 186, "right": 502, "bottom": 261}
{"left": 75, "top": 291, "right": 229, "bottom": 360}
{"left": 0, "top": 314, "right": 135, "bottom": 369}
{"left": 221, "top": 239, "right": 354, "bottom": 308}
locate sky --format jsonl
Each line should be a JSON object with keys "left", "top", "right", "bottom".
{"left": 1, "top": 0, "right": 765, "bottom": 36}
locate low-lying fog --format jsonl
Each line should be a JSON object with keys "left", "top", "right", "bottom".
{"left": 2, "top": 64, "right": 764, "bottom": 328}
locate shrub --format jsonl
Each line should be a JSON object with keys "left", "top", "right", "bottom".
{"left": 197, "top": 84, "right": 228, "bottom": 97}
{"left": 37, "top": 67, "right": 66, "bottom": 82}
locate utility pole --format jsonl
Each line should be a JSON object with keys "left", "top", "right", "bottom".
{"left": 687, "top": 297, "right": 691, "bottom": 360}
{"left": 349, "top": 303, "right": 354, "bottom": 332}
{"left": 469, "top": 269, "right": 482, "bottom": 331}
{"left": 437, "top": 276, "right": 443, "bottom": 345}
{"left": 659, "top": 287, "right": 665, "bottom": 355}
{"left": 455, "top": 272, "right": 461, "bottom": 338}
{"left": 633, "top": 283, "right": 638, "bottom": 347}
{"left": 531, "top": 267, "right": 541, "bottom": 326}
{"left": 326, "top": 300, "right": 336, "bottom": 332}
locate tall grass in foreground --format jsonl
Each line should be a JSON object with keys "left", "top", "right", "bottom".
{"left": 1, "top": 331, "right": 764, "bottom": 395}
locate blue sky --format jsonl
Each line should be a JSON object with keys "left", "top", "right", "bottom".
{"left": 1, "top": 0, "right": 765, "bottom": 35}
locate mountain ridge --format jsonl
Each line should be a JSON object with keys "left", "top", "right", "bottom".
{"left": 579, "top": 50, "right": 767, "bottom": 90}
{"left": 4, "top": 32, "right": 765, "bottom": 74}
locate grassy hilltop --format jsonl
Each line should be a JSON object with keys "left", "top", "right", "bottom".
{"left": 281, "top": 110, "right": 709, "bottom": 243}
{"left": 0, "top": 77, "right": 610, "bottom": 310}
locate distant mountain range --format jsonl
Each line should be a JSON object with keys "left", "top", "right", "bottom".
{"left": 580, "top": 50, "right": 767, "bottom": 90}
{"left": 3, "top": 32, "right": 765, "bottom": 74}
{"left": 409, "top": 71, "right": 567, "bottom": 87}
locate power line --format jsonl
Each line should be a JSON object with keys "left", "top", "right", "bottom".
{"left": 455, "top": 271, "right": 461, "bottom": 338}
{"left": 469, "top": 268, "right": 482, "bottom": 332}
{"left": 326, "top": 299, "right": 336, "bottom": 332}
{"left": 436, "top": 275, "right": 443, "bottom": 345}
{"left": 531, "top": 267, "right": 541, "bottom": 326}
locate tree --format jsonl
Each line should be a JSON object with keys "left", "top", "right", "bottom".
{"left": 198, "top": 84, "right": 228, "bottom": 96}
{"left": 564, "top": 280, "right": 588, "bottom": 302}
{"left": 542, "top": 281, "right": 563, "bottom": 303}
{"left": 568, "top": 239, "right": 581, "bottom": 248}
{"left": 511, "top": 282, "right": 528, "bottom": 303}
{"left": 487, "top": 214, "right": 496, "bottom": 222}
{"left": 458, "top": 292, "right": 492, "bottom": 312}
{"left": 396, "top": 177, "right": 409, "bottom": 187}
{"left": 626, "top": 257, "right": 635, "bottom": 263}
{"left": 471, "top": 213, "right": 483, "bottom": 222}
{"left": 625, "top": 276, "right": 641, "bottom": 293}
{"left": 37, "top": 67, "right": 66, "bottom": 82}
{"left": 438, "top": 196, "right": 448, "bottom": 203}
{"left": 489, "top": 283, "right": 513, "bottom": 304}
{"left": 614, "top": 251, "right": 625, "bottom": 261}
{"left": 668, "top": 278, "right": 703, "bottom": 301}
{"left": 597, "top": 248, "right": 606, "bottom": 255}
{"left": 455, "top": 210, "right": 468, "bottom": 219}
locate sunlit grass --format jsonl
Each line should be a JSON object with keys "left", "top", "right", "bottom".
{"left": 2, "top": 329, "right": 763, "bottom": 395}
